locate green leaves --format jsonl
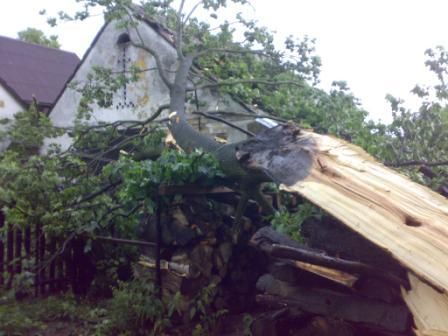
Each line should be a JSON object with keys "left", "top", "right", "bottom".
{"left": 17, "top": 28, "right": 60, "bottom": 49}
{"left": 270, "top": 202, "right": 322, "bottom": 242}
{"left": 118, "top": 149, "right": 224, "bottom": 212}
{"left": 1, "top": 104, "right": 62, "bottom": 156}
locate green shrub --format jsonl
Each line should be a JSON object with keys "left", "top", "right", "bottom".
{"left": 99, "top": 278, "right": 179, "bottom": 336}
{"left": 271, "top": 202, "right": 322, "bottom": 242}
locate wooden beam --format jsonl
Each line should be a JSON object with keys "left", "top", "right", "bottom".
{"left": 289, "top": 260, "right": 358, "bottom": 288}
{"left": 95, "top": 236, "right": 156, "bottom": 247}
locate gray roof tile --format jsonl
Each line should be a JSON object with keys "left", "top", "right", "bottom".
{"left": 0, "top": 35, "right": 79, "bottom": 106}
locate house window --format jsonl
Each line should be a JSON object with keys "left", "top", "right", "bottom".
{"left": 115, "top": 33, "right": 135, "bottom": 110}
{"left": 117, "top": 33, "right": 131, "bottom": 45}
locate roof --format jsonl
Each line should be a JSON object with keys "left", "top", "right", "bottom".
{"left": 0, "top": 35, "right": 80, "bottom": 107}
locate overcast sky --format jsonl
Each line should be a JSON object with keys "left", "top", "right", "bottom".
{"left": 1, "top": 0, "right": 447, "bottom": 123}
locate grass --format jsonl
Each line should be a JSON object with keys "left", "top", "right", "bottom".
{"left": 0, "top": 294, "right": 109, "bottom": 336}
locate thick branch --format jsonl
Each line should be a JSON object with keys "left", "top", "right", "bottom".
{"left": 66, "top": 179, "right": 122, "bottom": 208}
{"left": 131, "top": 41, "right": 173, "bottom": 89}
{"left": 385, "top": 160, "right": 448, "bottom": 168}
{"left": 206, "top": 110, "right": 288, "bottom": 123}
{"left": 192, "top": 111, "right": 255, "bottom": 137}
{"left": 183, "top": 0, "right": 203, "bottom": 25}
{"left": 86, "top": 133, "right": 142, "bottom": 165}
{"left": 36, "top": 232, "right": 76, "bottom": 273}
{"left": 86, "top": 104, "right": 169, "bottom": 130}
{"left": 193, "top": 48, "right": 267, "bottom": 59}
{"left": 268, "top": 243, "right": 408, "bottom": 289}
{"left": 169, "top": 56, "right": 220, "bottom": 152}
{"left": 191, "top": 79, "right": 305, "bottom": 91}
{"left": 62, "top": 104, "right": 169, "bottom": 155}
{"left": 121, "top": 5, "right": 173, "bottom": 89}
{"left": 196, "top": 110, "right": 288, "bottom": 124}
{"left": 95, "top": 236, "right": 156, "bottom": 247}
{"left": 176, "top": 0, "right": 187, "bottom": 59}
{"left": 168, "top": 49, "right": 272, "bottom": 195}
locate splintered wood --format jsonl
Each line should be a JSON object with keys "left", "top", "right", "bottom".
{"left": 280, "top": 131, "right": 448, "bottom": 334}
{"left": 282, "top": 132, "right": 448, "bottom": 292}
{"left": 401, "top": 273, "right": 448, "bottom": 336}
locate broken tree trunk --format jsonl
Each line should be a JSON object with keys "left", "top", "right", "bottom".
{"left": 280, "top": 131, "right": 448, "bottom": 291}
{"left": 401, "top": 273, "right": 448, "bottom": 336}
{"left": 167, "top": 48, "right": 447, "bottom": 330}
{"left": 276, "top": 131, "right": 448, "bottom": 335}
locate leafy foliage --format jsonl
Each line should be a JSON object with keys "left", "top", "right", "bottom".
{"left": 189, "top": 282, "right": 227, "bottom": 335}
{"left": 118, "top": 149, "right": 223, "bottom": 210}
{"left": 378, "top": 46, "right": 448, "bottom": 190}
{"left": 271, "top": 202, "right": 322, "bottom": 242}
{"left": 101, "top": 278, "right": 174, "bottom": 335}
{"left": 0, "top": 295, "right": 104, "bottom": 335}
{"left": 0, "top": 104, "right": 224, "bottom": 298}
{"left": 17, "top": 27, "right": 60, "bottom": 48}
{"left": 3, "top": 1, "right": 448, "bottom": 333}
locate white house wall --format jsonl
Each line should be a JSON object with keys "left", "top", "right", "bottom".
{"left": 48, "top": 20, "right": 257, "bottom": 150}
{"left": 0, "top": 83, "right": 25, "bottom": 151}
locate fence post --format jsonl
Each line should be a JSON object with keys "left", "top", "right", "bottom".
{"left": 24, "top": 226, "right": 31, "bottom": 257}
{"left": 57, "top": 240, "right": 65, "bottom": 292}
{"left": 65, "top": 240, "right": 74, "bottom": 294}
{"left": 39, "top": 230, "right": 46, "bottom": 295}
{"left": 15, "top": 228, "right": 22, "bottom": 274}
{"left": 0, "top": 212, "right": 4, "bottom": 287}
{"left": 34, "top": 222, "right": 40, "bottom": 296}
{"left": 49, "top": 239, "right": 56, "bottom": 293}
{"left": 6, "top": 224, "right": 14, "bottom": 289}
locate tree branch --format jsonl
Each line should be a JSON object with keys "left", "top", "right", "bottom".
{"left": 84, "top": 104, "right": 170, "bottom": 131}
{"left": 94, "top": 236, "right": 156, "bottom": 247}
{"left": 203, "top": 110, "right": 288, "bottom": 123}
{"left": 183, "top": 0, "right": 203, "bottom": 25}
{"left": 123, "top": 3, "right": 172, "bottom": 88}
{"left": 193, "top": 47, "right": 267, "bottom": 59}
{"left": 192, "top": 111, "right": 255, "bottom": 137}
{"left": 190, "top": 79, "right": 305, "bottom": 91}
{"left": 176, "top": 0, "right": 187, "bottom": 59}
{"left": 96, "top": 203, "right": 143, "bottom": 229}
{"left": 62, "top": 104, "right": 169, "bottom": 155}
{"left": 66, "top": 179, "right": 122, "bottom": 208}
{"left": 35, "top": 232, "right": 76, "bottom": 273}
{"left": 385, "top": 160, "right": 448, "bottom": 168}
{"left": 131, "top": 41, "right": 173, "bottom": 89}
{"left": 268, "top": 243, "right": 408, "bottom": 289}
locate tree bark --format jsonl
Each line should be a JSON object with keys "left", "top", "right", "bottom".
{"left": 256, "top": 275, "right": 411, "bottom": 333}
{"left": 250, "top": 226, "right": 408, "bottom": 289}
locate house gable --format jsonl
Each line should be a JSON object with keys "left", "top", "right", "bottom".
{"left": 49, "top": 19, "right": 260, "bottom": 150}
{"left": 0, "top": 82, "right": 25, "bottom": 151}
{"left": 0, "top": 81, "right": 25, "bottom": 118}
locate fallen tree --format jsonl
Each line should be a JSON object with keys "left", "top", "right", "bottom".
{"left": 278, "top": 133, "right": 448, "bottom": 336}
{"left": 125, "top": 3, "right": 448, "bottom": 334}
{"left": 6, "top": 1, "right": 447, "bottom": 334}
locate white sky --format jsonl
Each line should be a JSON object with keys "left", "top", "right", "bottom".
{"left": 1, "top": 0, "right": 447, "bottom": 123}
